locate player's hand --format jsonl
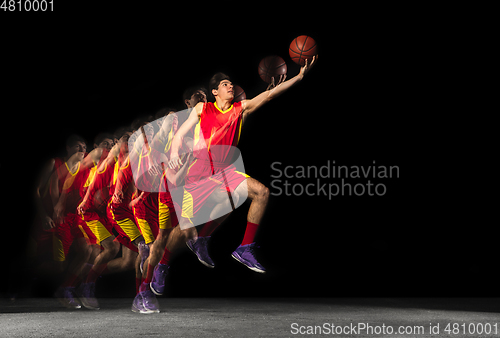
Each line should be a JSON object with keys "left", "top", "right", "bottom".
{"left": 266, "top": 74, "right": 286, "bottom": 91}
{"left": 42, "top": 215, "right": 55, "bottom": 231}
{"left": 168, "top": 154, "right": 183, "bottom": 170}
{"left": 148, "top": 165, "right": 162, "bottom": 176}
{"left": 299, "top": 55, "right": 318, "bottom": 79}
{"left": 53, "top": 203, "right": 65, "bottom": 225}
{"left": 113, "top": 190, "right": 124, "bottom": 204}
{"left": 129, "top": 191, "right": 145, "bottom": 209}
{"left": 77, "top": 202, "right": 87, "bottom": 216}
{"left": 148, "top": 157, "right": 162, "bottom": 176}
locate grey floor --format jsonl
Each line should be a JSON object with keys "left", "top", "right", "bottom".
{"left": 1, "top": 298, "right": 499, "bottom": 337}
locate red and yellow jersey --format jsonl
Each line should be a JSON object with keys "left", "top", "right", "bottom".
{"left": 132, "top": 146, "right": 166, "bottom": 194}
{"left": 111, "top": 157, "right": 137, "bottom": 207}
{"left": 60, "top": 162, "right": 92, "bottom": 213}
{"left": 81, "top": 155, "right": 116, "bottom": 213}
{"left": 52, "top": 157, "right": 74, "bottom": 196}
{"left": 194, "top": 101, "right": 243, "bottom": 164}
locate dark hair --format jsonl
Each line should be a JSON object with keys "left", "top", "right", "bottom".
{"left": 154, "top": 107, "right": 177, "bottom": 120}
{"left": 113, "top": 126, "right": 131, "bottom": 141}
{"left": 66, "top": 134, "right": 86, "bottom": 148}
{"left": 131, "top": 115, "right": 154, "bottom": 131}
{"left": 182, "top": 86, "right": 208, "bottom": 102}
{"left": 93, "top": 132, "right": 114, "bottom": 146}
{"left": 208, "top": 73, "right": 231, "bottom": 93}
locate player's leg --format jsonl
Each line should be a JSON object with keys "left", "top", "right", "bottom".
{"left": 186, "top": 190, "right": 233, "bottom": 268}
{"left": 231, "top": 177, "right": 269, "bottom": 273}
{"left": 112, "top": 209, "right": 149, "bottom": 286}
{"left": 54, "top": 216, "right": 90, "bottom": 308}
{"left": 133, "top": 200, "right": 158, "bottom": 274}
{"left": 78, "top": 218, "right": 119, "bottom": 310}
{"left": 103, "top": 243, "right": 137, "bottom": 274}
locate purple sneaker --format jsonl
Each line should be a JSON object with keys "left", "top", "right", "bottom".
{"left": 77, "top": 282, "right": 100, "bottom": 310}
{"left": 186, "top": 236, "right": 214, "bottom": 268}
{"left": 150, "top": 263, "right": 169, "bottom": 296}
{"left": 55, "top": 286, "right": 82, "bottom": 309}
{"left": 138, "top": 242, "right": 150, "bottom": 274}
{"left": 139, "top": 282, "right": 160, "bottom": 313}
{"left": 131, "top": 292, "right": 146, "bottom": 313}
{"left": 231, "top": 243, "right": 266, "bottom": 273}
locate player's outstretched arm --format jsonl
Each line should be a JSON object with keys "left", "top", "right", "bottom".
{"left": 168, "top": 103, "right": 202, "bottom": 169}
{"left": 242, "top": 55, "right": 317, "bottom": 116}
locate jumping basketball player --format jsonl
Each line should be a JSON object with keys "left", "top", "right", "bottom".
{"left": 168, "top": 56, "right": 317, "bottom": 273}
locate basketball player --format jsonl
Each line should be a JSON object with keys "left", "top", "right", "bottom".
{"left": 32, "top": 135, "right": 87, "bottom": 308}
{"left": 168, "top": 57, "right": 317, "bottom": 273}
{"left": 54, "top": 132, "right": 120, "bottom": 310}
{"left": 132, "top": 88, "right": 207, "bottom": 313}
{"left": 51, "top": 137, "right": 100, "bottom": 309}
{"left": 94, "top": 129, "right": 139, "bottom": 279}
{"left": 185, "top": 78, "right": 286, "bottom": 268}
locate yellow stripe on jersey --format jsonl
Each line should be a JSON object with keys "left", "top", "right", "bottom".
{"left": 65, "top": 161, "right": 80, "bottom": 176}
{"left": 234, "top": 170, "right": 250, "bottom": 178}
{"left": 164, "top": 128, "right": 174, "bottom": 153}
{"left": 214, "top": 101, "right": 233, "bottom": 114}
{"left": 237, "top": 117, "right": 243, "bottom": 144}
{"left": 84, "top": 166, "right": 98, "bottom": 188}
{"left": 113, "top": 161, "right": 119, "bottom": 185}
{"left": 62, "top": 162, "right": 81, "bottom": 190}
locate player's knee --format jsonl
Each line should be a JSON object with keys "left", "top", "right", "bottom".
{"left": 102, "top": 238, "right": 119, "bottom": 257}
{"left": 256, "top": 185, "right": 270, "bottom": 202}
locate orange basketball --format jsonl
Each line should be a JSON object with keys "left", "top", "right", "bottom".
{"left": 289, "top": 35, "right": 317, "bottom": 66}
{"left": 233, "top": 85, "right": 246, "bottom": 102}
{"left": 258, "top": 55, "right": 287, "bottom": 83}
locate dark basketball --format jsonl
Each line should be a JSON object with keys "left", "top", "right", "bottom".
{"left": 258, "top": 55, "right": 287, "bottom": 83}
{"left": 289, "top": 35, "right": 317, "bottom": 66}
{"left": 233, "top": 85, "right": 246, "bottom": 102}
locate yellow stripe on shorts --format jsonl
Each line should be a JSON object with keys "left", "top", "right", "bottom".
{"left": 136, "top": 218, "right": 155, "bottom": 244}
{"left": 52, "top": 233, "right": 65, "bottom": 262}
{"left": 180, "top": 189, "right": 194, "bottom": 223}
{"left": 159, "top": 200, "right": 172, "bottom": 230}
{"left": 115, "top": 218, "right": 141, "bottom": 242}
{"left": 85, "top": 220, "right": 112, "bottom": 245}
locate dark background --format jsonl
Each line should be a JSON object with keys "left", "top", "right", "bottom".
{"left": 1, "top": 5, "right": 492, "bottom": 299}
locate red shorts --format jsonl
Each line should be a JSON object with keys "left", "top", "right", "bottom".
{"left": 30, "top": 219, "right": 55, "bottom": 259}
{"left": 80, "top": 209, "right": 114, "bottom": 245}
{"left": 133, "top": 192, "right": 159, "bottom": 244}
{"left": 107, "top": 203, "right": 141, "bottom": 252}
{"left": 53, "top": 213, "right": 90, "bottom": 262}
{"left": 181, "top": 159, "right": 247, "bottom": 223}
{"left": 158, "top": 191, "right": 179, "bottom": 230}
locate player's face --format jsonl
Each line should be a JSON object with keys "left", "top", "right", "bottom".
{"left": 96, "top": 138, "right": 114, "bottom": 151}
{"left": 119, "top": 132, "right": 133, "bottom": 154}
{"left": 192, "top": 90, "right": 207, "bottom": 105}
{"left": 67, "top": 141, "right": 87, "bottom": 160}
{"left": 186, "top": 90, "right": 207, "bottom": 108}
{"left": 216, "top": 80, "right": 234, "bottom": 101}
